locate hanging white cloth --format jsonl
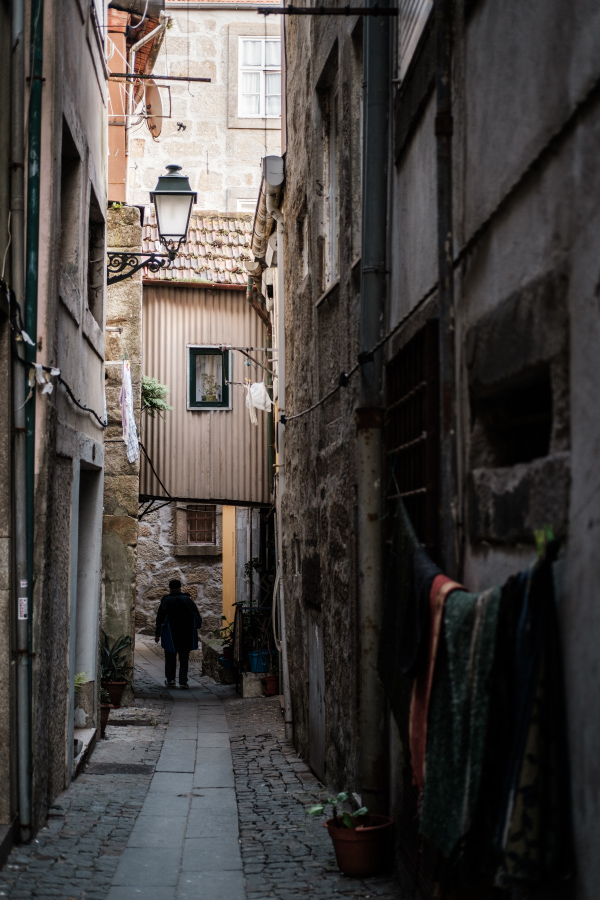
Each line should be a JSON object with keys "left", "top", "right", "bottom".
{"left": 245, "top": 382, "right": 258, "bottom": 426}
{"left": 119, "top": 359, "right": 139, "bottom": 463}
{"left": 250, "top": 381, "right": 273, "bottom": 412}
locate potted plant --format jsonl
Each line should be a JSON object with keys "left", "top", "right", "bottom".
{"left": 261, "top": 653, "right": 279, "bottom": 696}
{"left": 201, "top": 373, "right": 220, "bottom": 402}
{"left": 100, "top": 632, "right": 133, "bottom": 707}
{"left": 307, "top": 792, "right": 394, "bottom": 877}
{"left": 100, "top": 688, "right": 113, "bottom": 739}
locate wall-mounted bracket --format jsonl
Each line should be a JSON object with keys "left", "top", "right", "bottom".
{"left": 107, "top": 251, "right": 174, "bottom": 285}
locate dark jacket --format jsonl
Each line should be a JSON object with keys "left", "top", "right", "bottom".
{"left": 155, "top": 590, "right": 202, "bottom": 652}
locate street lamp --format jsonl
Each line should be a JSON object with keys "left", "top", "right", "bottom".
{"left": 107, "top": 164, "right": 197, "bottom": 285}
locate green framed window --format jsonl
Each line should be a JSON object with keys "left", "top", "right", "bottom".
{"left": 187, "top": 346, "right": 231, "bottom": 410}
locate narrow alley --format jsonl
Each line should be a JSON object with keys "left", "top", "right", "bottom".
{"left": 0, "top": 642, "right": 401, "bottom": 900}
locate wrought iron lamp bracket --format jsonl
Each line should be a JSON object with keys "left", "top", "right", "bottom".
{"left": 107, "top": 251, "right": 175, "bottom": 286}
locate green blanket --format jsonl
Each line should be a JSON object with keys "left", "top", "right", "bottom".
{"left": 420, "top": 586, "right": 501, "bottom": 858}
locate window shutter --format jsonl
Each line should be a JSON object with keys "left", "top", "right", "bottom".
{"left": 398, "top": 0, "right": 433, "bottom": 81}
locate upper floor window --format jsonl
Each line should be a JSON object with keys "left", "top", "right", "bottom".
{"left": 238, "top": 37, "right": 281, "bottom": 118}
{"left": 188, "top": 346, "right": 231, "bottom": 410}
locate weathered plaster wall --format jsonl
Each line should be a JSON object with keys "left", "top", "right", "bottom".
{"left": 127, "top": 10, "right": 281, "bottom": 210}
{"left": 135, "top": 503, "right": 223, "bottom": 638}
{"left": 102, "top": 207, "right": 143, "bottom": 698}
{"left": 385, "top": 1, "right": 600, "bottom": 894}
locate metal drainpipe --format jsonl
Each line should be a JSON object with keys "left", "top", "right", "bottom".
{"left": 10, "top": 0, "right": 32, "bottom": 844}
{"left": 435, "top": 0, "right": 458, "bottom": 577}
{"left": 356, "top": 0, "right": 390, "bottom": 814}
{"left": 266, "top": 190, "right": 293, "bottom": 743}
{"left": 126, "top": 16, "right": 168, "bottom": 163}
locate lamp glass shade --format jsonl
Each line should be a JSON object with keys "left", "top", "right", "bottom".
{"left": 154, "top": 191, "right": 194, "bottom": 241}
{"left": 150, "top": 165, "right": 197, "bottom": 250}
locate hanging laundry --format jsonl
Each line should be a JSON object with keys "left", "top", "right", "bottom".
{"left": 494, "top": 552, "right": 574, "bottom": 889}
{"left": 250, "top": 381, "right": 273, "bottom": 412}
{"left": 245, "top": 381, "right": 273, "bottom": 425}
{"left": 409, "top": 573, "right": 465, "bottom": 793}
{"left": 119, "top": 359, "right": 139, "bottom": 463}
{"left": 419, "top": 585, "right": 501, "bottom": 857}
{"left": 245, "top": 382, "right": 258, "bottom": 426}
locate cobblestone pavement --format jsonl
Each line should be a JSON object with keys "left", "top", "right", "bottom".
{"left": 0, "top": 641, "right": 402, "bottom": 899}
{"left": 220, "top": 689, "right": 402, "bottom": 900}
{"left": 0, "top": 671, "right": 170, "bottom": 900}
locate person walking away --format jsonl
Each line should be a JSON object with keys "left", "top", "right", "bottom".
{"left": 155, "top": 579, "right": 202, "bottom": 688}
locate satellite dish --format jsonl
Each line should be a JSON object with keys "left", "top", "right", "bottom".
{"left": 145, "top": 80, "right": 163, "bottom": 141}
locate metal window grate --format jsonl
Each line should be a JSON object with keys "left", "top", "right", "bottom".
{"left": 384, "top": 321, "right": 440, "bottom": 898}
{"left": 187, "top": 505, "right": 216, "bottom": 544}
{"left": 385, "top": 319, "right": 440, "bottom": 558}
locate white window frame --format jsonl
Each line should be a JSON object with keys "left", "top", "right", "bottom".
{"left": 237, "top": 199, "right": 257, "bottom": 214}
{"left": 238, "top": 37, "right": 282, "bottom": 119}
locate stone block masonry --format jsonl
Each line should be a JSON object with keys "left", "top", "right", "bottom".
{"left": 102, "top": 206, "right": 143, "bottom": 704}
{"left": 127, "top": 9, "right": 281, "bottom": 211}
{"left": 135, "top": 502, "right": 224, "bottom": 638}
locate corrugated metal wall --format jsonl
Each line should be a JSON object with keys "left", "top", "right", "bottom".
{"left": 141, "top": 285, "right": 270, "bottom": 504}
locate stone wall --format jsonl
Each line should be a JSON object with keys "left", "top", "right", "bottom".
{"left": 135, "top": 503, "right": 223, "bottom": 638}
{"left": 102, "top": 207, "right": 143, "bottom": 698}
{"left": 127, "top": 9, "right": 281, "bottom": 211}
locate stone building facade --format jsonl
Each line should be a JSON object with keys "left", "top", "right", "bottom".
{"left": 101, "top": 207, "right": 144, "bottom": 702}
{"left": 280, "top": 0, "right": 600, "bottom": 896}
{"left": 127, "top": 0, "right": 281, "bottom": 211}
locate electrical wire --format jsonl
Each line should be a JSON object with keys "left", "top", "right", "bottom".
{"left": 281, "top": 281, "right": 437, "bottom": 424}
{"left": 139, "top": 440, "right": 172, "bottom": 498}
{"left": 4, "top": 279, "right": 107, "bottom": 428}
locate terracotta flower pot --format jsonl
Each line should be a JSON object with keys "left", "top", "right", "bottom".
{"left": 324, "top": 814, "right": 394, "bottom": 877}
{"left": 100, "top": 703, "right": 112, "bottom": 739}
{"left": 261, "top": 674, "right": 279, "bottom": 696}
{"left": 102, "top": 681, "right": 127, "bottom": 707}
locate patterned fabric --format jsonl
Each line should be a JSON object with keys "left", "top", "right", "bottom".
{"left": 409, "top": 575, "right": 464, "bottom": 792}
{"left": 119, "top": 360, "right": 139, "bottom": 463}
{"left": 420, "top": 587, "right": 501, "bottom": 857}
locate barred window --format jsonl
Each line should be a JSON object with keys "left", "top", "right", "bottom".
{"left": 187, "top": 505, "right": 216, "bottom": 545}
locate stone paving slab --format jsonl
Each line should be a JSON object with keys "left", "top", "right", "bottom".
{"left": 176, "top": 868, "right": 246, "bottom": 900}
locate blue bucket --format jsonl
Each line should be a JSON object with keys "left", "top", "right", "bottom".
{"left": 248, "top": 650, "right": 270, "bottom": 673}
{"left": 219, "top": 657, "right": 235, "bottom": 669}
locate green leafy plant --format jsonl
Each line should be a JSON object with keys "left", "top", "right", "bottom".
{"left": 100, "top": 632, "right": 133, "bottom": 685}
{"left": 244, "top": 556, "right": 261, "bottom": 583}
{"left": 100, "top": 688, "right": 111, "bottom": 704}
{"left": 74, "top": 672, "right": 88, "bottom": 695}
{"left": 109, "top": 201, "right": 124, "bottom": 209}
{"left": 142, "top": 375, "right": 173, "bottom": 419}
{"left": 212, "top": 615, "right": 234, "bottom": 643}
{"left": 306, "top": 792, "right": 368, "bottom": 829}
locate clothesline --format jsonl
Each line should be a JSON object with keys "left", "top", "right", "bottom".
{"left": 379, "top": 497, "right": 573, "bottom": 893}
